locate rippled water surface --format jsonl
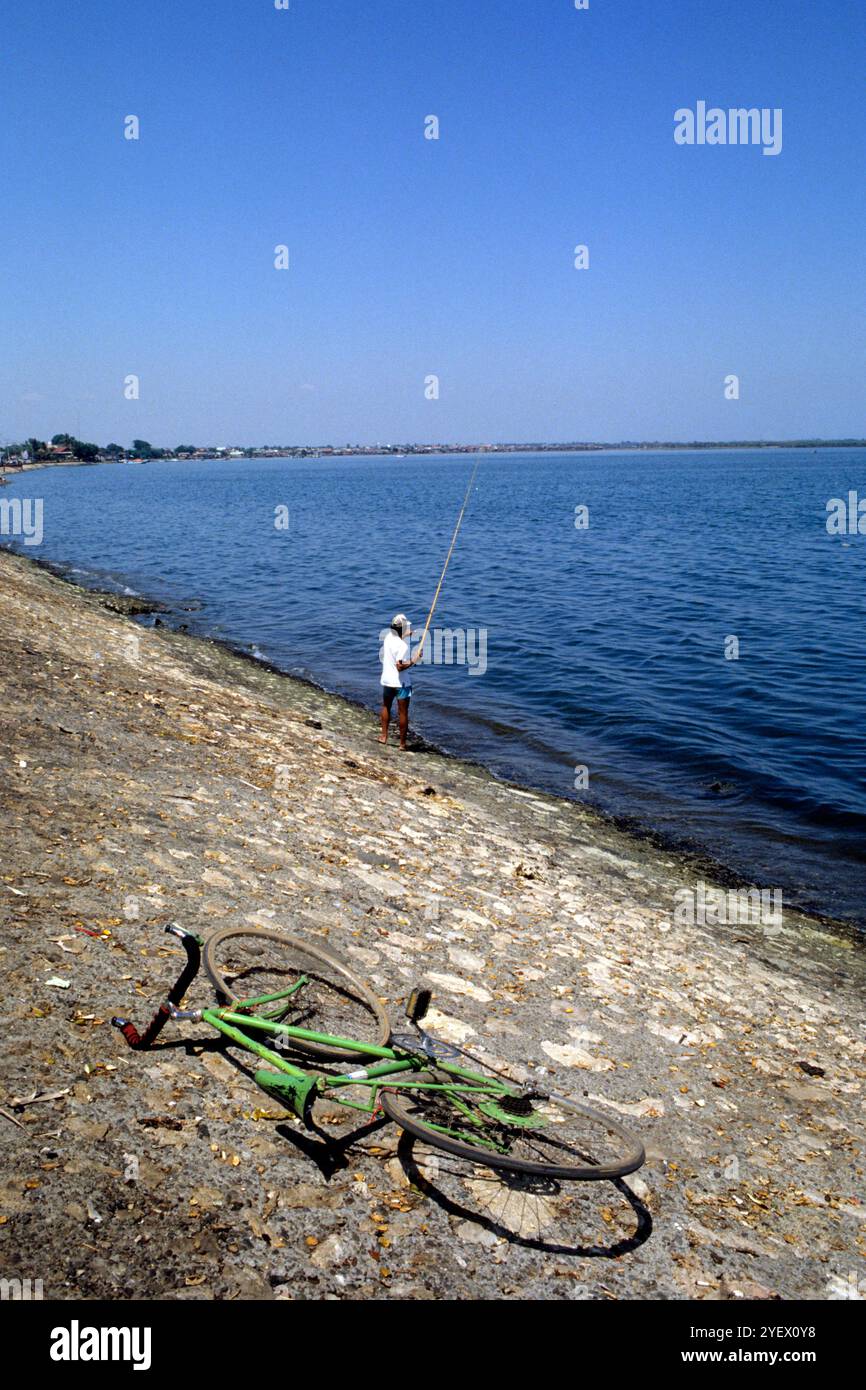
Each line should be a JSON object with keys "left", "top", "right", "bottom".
{"left": 5, "top": 449, "right": 865, "bottom": 925}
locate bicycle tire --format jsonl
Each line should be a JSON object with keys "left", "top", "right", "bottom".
{"left": 379, "top": 1070, "right": 645, "bottom": 1181}
{"left": 203, "top": 925, "right": 390, "bottom": 1061}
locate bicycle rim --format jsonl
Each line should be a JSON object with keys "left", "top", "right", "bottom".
{"left": 202, "top": 926, "right": 389, "bottom": 1061}
{"left": 379, "top": 1070, "right": 645, "bottom": 1181}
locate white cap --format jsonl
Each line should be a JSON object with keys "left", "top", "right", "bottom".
{"left": 391, "top": 613, "right": 411, "bottom": 635}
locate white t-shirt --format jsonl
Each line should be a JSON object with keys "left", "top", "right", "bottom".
{"left": 381, "top": 630, "right": 411, "bottom": 687}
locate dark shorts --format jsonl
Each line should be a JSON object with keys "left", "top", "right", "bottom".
{"left": 381, "top": 685, "right": 411, "bottom": 704}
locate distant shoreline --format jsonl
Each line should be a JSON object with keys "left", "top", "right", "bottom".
{"left": 7, "top": 438, "right": 866, "bottom": 473}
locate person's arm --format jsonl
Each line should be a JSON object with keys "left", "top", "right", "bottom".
{"left": 396, "top": 637, "right": 423, "bottom": 671}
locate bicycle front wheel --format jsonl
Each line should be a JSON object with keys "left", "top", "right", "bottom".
{"left": 379, "top": 1071, "right": 645, "bottom": 1181}
{"left": 203, "top": 926, "right": 389, "bottom": 1061}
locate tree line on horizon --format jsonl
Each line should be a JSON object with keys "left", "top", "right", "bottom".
{"left": 4, "top": 434, "right": 866, "bottom": 465}
{"left": 1, "top": 434, "right": 171, "bottom": 463}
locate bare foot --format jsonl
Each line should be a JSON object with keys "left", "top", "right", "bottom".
{"left": 377, "top": 735, "right": 388, "bottom": 744}
{"left": 399, "top": 744, "right": 408, "bottom": 752}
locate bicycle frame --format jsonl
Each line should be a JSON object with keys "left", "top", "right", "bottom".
{"left": 113, "top": 924, "right": 515, "bottom": 1132}
{"left": 203, "top": 1007, "right": 516, "bottom": 1125}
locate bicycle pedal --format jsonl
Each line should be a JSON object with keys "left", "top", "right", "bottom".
{"left": 406, "top": 987, "right": 431, "bottom": 1023}
{"left": 497, "top": 1092, "right": 535, "bottom": 1117}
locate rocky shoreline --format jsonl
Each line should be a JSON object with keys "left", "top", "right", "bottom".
{"left": 1, "top": 548, "right": 863, "bottom": 1301}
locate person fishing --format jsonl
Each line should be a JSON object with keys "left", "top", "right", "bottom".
{"left": 377, "top": 459, "right": 480, "bottom": 753}
{"left": 379, "top": 614, "right": 424, "bottom": 750}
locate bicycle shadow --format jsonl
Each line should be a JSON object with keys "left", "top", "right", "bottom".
{"left": 274, "top": 1103, "right": 652, "bottom": 1260}
{"left": 273, "top": 1114, "right": 393, "bottom": 1180}
{"left": 395, "top": 1131, "right": 653, "bottom": 1258}
{"left": 137, "top": 1034, "right": 393, "bottom": 1180}
{"left": 153, "top": 1038, "right": 652, "bottom": 1258}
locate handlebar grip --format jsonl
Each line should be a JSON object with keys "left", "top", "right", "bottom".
{"left": 111, "top": 1016, "right": 145, "bottom": 1048}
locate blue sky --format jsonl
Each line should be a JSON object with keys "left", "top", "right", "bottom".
{"left": 2, "top": 0, "right": 864, "bottom": 446}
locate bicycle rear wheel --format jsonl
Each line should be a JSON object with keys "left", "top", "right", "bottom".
{"left": 203, "top": 926, "right": 389, "bottom": 1061}
{"left": 379, "top": 1071, "right": 644, "bottom": 1181}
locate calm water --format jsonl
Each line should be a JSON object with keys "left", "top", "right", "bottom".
{"left": 4, "top": 450, "right": 866, "bottom": 926}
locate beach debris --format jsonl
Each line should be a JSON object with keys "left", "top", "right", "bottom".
{"left": 797, "top": 1060, "right": 826, "bottom": 1077}
{"left": 309, "top": 1233, "right": 348, "bottom": 1269}
{"left": 56, "top": 934, "right": 89, "bottom": 954}
{"left": 9, "top": 1088, "right": 71, "bottom": 1109}
{"left": 1, "top": 1107, "right": 25, "bottom": 1129}
{"left": 45, "top": 976, "right": 71, "bottom": 989}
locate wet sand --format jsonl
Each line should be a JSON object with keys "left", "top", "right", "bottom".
{"left": 1, "top": 548, "right": 863, "bottom": 1301}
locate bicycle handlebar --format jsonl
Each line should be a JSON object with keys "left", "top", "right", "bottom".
{"left": 111, "top": 924, "right": 202, "bottom": 1050}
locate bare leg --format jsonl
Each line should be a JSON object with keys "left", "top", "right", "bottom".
{"left": 398, "top": 699, "right": 410, "bottom": 750}
{"left": 379, "top": 692, "right": 394, "bottom": 743}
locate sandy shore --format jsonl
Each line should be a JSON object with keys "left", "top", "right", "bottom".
{"left": 0, "top": 548, "right": 863, "bottom": 1301}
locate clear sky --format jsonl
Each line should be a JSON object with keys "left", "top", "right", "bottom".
{"left": 2, "top": 0, "right": 864, "bottom": 447}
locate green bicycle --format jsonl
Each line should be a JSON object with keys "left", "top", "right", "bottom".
{"left": 112, "top": 924, "right": 645, "bottom": 1184}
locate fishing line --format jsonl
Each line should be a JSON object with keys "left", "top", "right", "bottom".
{"left": 417, "top": 457, "right": 480, "bottom": 654}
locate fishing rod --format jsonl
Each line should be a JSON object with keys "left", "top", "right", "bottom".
{"left": 415, "top": 457, "right": 480, "bottom": 656}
